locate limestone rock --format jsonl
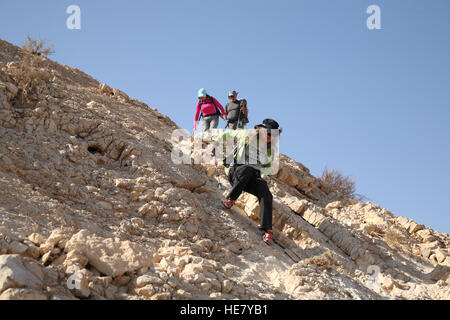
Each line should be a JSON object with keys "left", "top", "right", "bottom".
{"left": 282, "top": 196, "right": 308, "bottom": 215}
{"left": 418, "top": 242, "right": 440, "bottom": 260}
{"left": 25, "top": 243, "right": 40, "bottom": 259}
{"left": 104, "top": 284, "right": 118, "bottom": 299}
{"left": 136, "top": 274, "right": 164, "bottom": 288}
{"left": 99, "top": 83, "right": 113, "bottom": 95}
{"left": 196, "top": 239, "right": 213, "bottom": 251}
{"left": 45, "top": 229, "right": 66, "bottom": 247}
{"left": 0, "top": 288, "right": 47, "bottom": 300}
{"left": 137, "top": 202, "right": 158, "bottom": 218}
{"left": 64, "top": 250, "right": 88, "bottom": 268}
{"left": 28, "top": 233, "right": 45, "bottom": 246}
{"left": 0, "top": 255, "right": 43, "bottom": 293}
{"left": 114, "top": 178, "right": 135, "bottom": 189}
{"left": 365, "top": 211, "right": 388, "bottom": 227}
{"left": 0, "top": 81, "right": 18, "bottom": 100}
{"left": 325, "top": 201, "right": 343, "bottom": 211}
{"left": 426, "top": 265, "right": 450, "bottom": 281}
{"left": 222, "top": 280, "right": 233, "bottom": 293}
{"left": 65, "top": 229, "right": 153, "bottom": 277}
{"left": 397, "top": 216, "right": 424, "bottom": 234}
{"left": 276, "top": 166, "right": 299, "bottom": 187}
{"left": 416, "top": 229, "right": 436, "bottom": 243}
{"left": 382, "top": 276, "right": 395, "bottom": 292}
{"left": 8, "top": 241, "right": 28, "bottom": 255}
{"left": 434, "top": 249, "right": 447, "bottom": 264}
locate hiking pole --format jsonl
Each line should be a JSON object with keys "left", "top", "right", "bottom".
{"left": 215, "top": 163, "right": 223, "bottom": 190}
{"left": 237, "top": 102, "right": 242, "bottom": 129}
{"left": 211, "top": 146, "right": 222, "bottom": 190}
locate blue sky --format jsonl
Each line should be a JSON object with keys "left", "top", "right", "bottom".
{"left": 1, "top": 1, "right": 449, "bottom": 234}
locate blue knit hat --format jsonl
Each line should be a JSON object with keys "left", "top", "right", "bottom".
{"left": 198, "top": 88, "right": 207, "bottom": 98}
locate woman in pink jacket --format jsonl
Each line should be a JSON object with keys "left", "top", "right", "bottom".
{"left": 192, "top": 88, "right": 227, "bottom": 134}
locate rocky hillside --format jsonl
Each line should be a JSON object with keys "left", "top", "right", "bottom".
{"left": 0, "top": 38, "right": 449, "bottom": 300}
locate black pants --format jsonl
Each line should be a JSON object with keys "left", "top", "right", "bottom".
{"left": 227, "top": 165, "right": 273, "bottom": 231}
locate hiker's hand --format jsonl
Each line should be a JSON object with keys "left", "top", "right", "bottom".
{"left": 192, "top": 128, "right": 196, "bottom": 136}
{"left": 221, "top": 114, "right": 227, "bottom": 120}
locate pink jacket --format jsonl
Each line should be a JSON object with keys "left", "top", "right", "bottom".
{"left": 193, "top": 96, "right": 225, "bottom": 128}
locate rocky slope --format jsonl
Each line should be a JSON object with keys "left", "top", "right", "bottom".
{"left": 0, "top": 38, "right": 449, "bottom": 300}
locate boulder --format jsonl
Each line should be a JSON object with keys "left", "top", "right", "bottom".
{"left": 104, "top": 285, "right": 118, "bottom": 299}
{"left": 434, "top": 249, "right": 447, "bottom": 264}
{"left": 0, "top": 82, "right": 18, "bottom": 100}
{"left": 426, "top": 265, "right": 450, "bottom": 282}
{"left": 325, "top": 201, "right": 343, "bottom": 211}
{"left": 222, "top": 280, "right": 233, "bottom": 293}
{"left": 282, "top": 196, "right": 308, "bottom": 214}
{"left": 65, "top": 229, "right": 153, "bottom": 277}
{"left": 242, "top": 195, "right": 260, "bottom": 220}
{"left": 137, "top": 203, "right": 158, "bottom": 218}
{"left": 45, "top": 229, "right": 66, "bottom": 247}
{"left": 396, "top": 216, "right": 424, "bottom": 234}
{"left": 0, "top": 288, "right": 47, "bottom": 300}
{"left": 381, "top": 276, "right": 395, "bottom": 292}
{"left": 0, "top": 237, "right": 7, "bottom": 254}
{"left": 28, "top": 233, "right": 45, "bottom": 246}
{"left": 0, "top": 255, "right": 43, "bottom": 294}
{"left": 136, "top": 274, "right": 164, "bottom": 288}
{"left": 418, "top": 242, "right": 439, "bottom": 260}
{"left": 114, "top": 178, "right": 135, "bottom": 189}
{"left": 196, "top": 239, "right": 213, "bottom": 252}
{"left": 64, "top": 250, "right": 89, "bottom": 268}
{"left": 151, "top": 292, "right": 171, "bottom": 300}
{"left": 169, "top": 165, "right": 206, "bottom": 191}
{"left": 276, "top": 166, "right": 299, "bottom": 187}
{"left": 8, "top": 241, "right": 28, "bottom": 255}
{"left": 99, "top": 83, "right": 113, "bottom": 95}
{"left": 408, "top": 222, "right": 425, "bottom": 234}
{"left": 135, "top": 284, "right": 156, "bottom": 297}
{"left": 25, "top": 243, "right": 40, "bottom": 259}
{"left": 365, "top": 211, "right": 388, "bottom": 227}
{"left": 416, "top": 229, "right": 436, "bottom": 243}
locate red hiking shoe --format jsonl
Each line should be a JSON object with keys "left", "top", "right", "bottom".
{"left": 263, "top": 230, "right": 273, "bottom": 245}
{"left": 222, "top": 199, "right": 235, "bottom": 209}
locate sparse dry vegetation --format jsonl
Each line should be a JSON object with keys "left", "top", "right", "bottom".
{"left": 22, "top": 35, "right": 54, "bottom": 57}
{"left": 318, "top": 168, "right": 365, "bottom": 202}
{"left": 384, "top": 227, "right": 407, "bottom": 250}
{"left": 305, "top": 250, "right": 341, "bottom": 271}
{"left": 8, "top": 55, "right": 51, "bottom": 104}
{"left": 366, "top": 224, "right": 385, "bottom": 238}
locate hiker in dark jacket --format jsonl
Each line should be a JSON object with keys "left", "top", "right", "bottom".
{"left": 211, "top": 119, "right": 282, "bottom": 245}
{"left": 225, "top": 90, "right": 249, "bottom": 130}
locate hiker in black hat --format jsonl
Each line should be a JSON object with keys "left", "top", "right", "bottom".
{"left": 212, "top": 119, "right": 282, "bottom": 245}
{"left": 225, "top": 90, "right": 249, "bottom": 130}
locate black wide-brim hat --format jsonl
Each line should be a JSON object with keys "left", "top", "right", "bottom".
{"left": 254, "top": 118, "right": 282, "bottom": 134}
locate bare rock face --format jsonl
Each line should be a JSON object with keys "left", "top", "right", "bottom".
{"left": 0, "top": 38, "right": 449, "bottom": 300}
